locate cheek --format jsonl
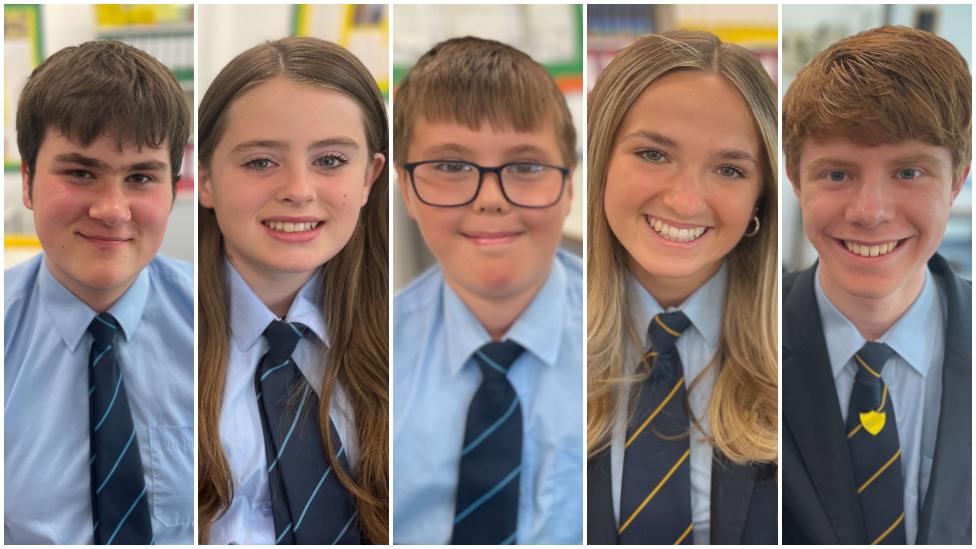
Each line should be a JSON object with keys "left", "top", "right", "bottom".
{"left": 129, "top": 193, "right": 173, "bottom": 236}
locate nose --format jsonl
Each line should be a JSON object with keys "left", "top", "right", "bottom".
{"left": 88, "top": 182, "right": 132, "bottom": 226}
{"left": 276, "top": 164, "right": 315, "bottom": 204}
{"left": 845, "top": 177, "right": 894, "bottom": 227}
{"left": 662, "top": 169, "right": 707, "bottom": 217}
{"left": 470, "top": 170, "right": 511, "bottom": 214}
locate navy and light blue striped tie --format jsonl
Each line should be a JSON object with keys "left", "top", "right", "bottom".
{"left": 846, "top": 342, "right": 906, "bottom": 545}
{"left": 256, "top": 319, "right": 359, "bottom": 545}
{"left": 451, "top": 340, "right": 525, "bottom": 545}
{"left": 619, "top": 311, "right": 693, "bottom": 545}
{"left": 87, "top": 313, "right": 153, "bottom": 545}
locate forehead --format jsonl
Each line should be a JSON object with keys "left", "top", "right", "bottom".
{"left": 38, "top": 128, "right": 170, "bottom": 166}
{"left": 220, "top": 78, "right": 367, "bottom": 146}
{"left": 799, "top": 137, "right": 953, "bottom": 169}
{"left": 407, "top": 116, "right": 563, "bottom": 163}
{"left": 617, "top": 71, "right": 759, "bottom": 153}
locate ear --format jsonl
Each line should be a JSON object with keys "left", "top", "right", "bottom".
{"left": 21, "top": 163, "right": 33, "bottom": 210}
{"left": 361, "top": 152, "right": 385, "bottom": 206}
{"left": 396, "top": 163, "right": 418, "bottom": 220}
{"left": 950, "top": 164, "right": 970, "bottom": 203}
{"left": 787, "top": 168, "right": 801, "bottom": 199}
{"left": 198, "top": 167, "right": 215, "bottom": 208}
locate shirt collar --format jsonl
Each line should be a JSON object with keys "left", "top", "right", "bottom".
{"left": 40, "top": 255, "right": 149, "bottom": 352}
{"left": 630, "top": 261, "right": 727, "bottom": 352}
{"left": 444, "top": 256, "right": 568, "bottom": 375}
{"left": 814, "top": 264, "right": 936, "bottom": 378}
{"left": 228, "top": 259, "right": 328, "bottom": 352}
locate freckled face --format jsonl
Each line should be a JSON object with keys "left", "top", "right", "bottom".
{"left": 24, "top": 130, "right": 173, "bottom": 307}
{"left": 200, "top": 77, "right": 384, "bottom": 287}
{"left": 604, "top": 71, "right": 763, "bottom": 296}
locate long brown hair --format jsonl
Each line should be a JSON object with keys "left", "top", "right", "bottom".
{"left": 197, "top": 37, "right": 389, "bottom": 543}
{"left": 587, "top": 31, "right": 778, "bottom": 465}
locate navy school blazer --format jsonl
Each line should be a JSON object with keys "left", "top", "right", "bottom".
{"left": 782, "top": 254, "right": 972, "bottom": 544}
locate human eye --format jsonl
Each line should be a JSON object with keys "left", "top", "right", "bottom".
{"left": 430, "top": 161, "right": 473, "bottom": 174}
{"left": 66, "top": 169, "right": 95, "bottom": 181}
{"left": 636, "top": 148, "right": 669, "bottom": 163}
{"left": 127, "top": 173, "right": 157, "bottom": 186}
{"left": 821, "top": 170, "right": 849, "bottom": 183}
{"left": 508, "top": 162, "right": 545, "bottom": 174}
{"left": 243, "top": 157, "right": 277, "bottom": 171}
{"left": 716, "top": 164, "right": 746, "bottom": 179}
{"left": 895, "top": 167, "right": 924, "bottom": 181}
{"left": 313, "top": 153, "right": 349, "bottom": 171}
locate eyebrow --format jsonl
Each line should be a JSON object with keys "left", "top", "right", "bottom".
{"left": 53, "top": 152, "right": 167, "bottom": 172}
{"left": 716, "top": 149, "right": 759, "bottom": 165}
{"left": 417, "top": 143, "right": 474, "bottom": 157}
{"left": 231, "top": 137, "right": 360, "bottom": 153}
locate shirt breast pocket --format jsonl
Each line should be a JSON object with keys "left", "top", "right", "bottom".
{"left": 149, "top": 426, "right": 193, "bottom": 526}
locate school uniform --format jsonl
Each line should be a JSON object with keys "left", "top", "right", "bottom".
{"left": 392, "top": 249, "right": 584, "bottom": 544}
{"left": 783, "top": 254, "right": 971, "bottom": 544}
{"left": 209, "top": 260, "right": 358, "bottom": 544}
{"left": 587, "top": 263, "right": 777, "bottom": 545}
{"left": 4, "top": 253, "right": 193, "bottom": 544}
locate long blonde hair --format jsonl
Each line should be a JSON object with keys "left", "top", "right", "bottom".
{"left": 587, "top": 30, "right": 777, "bottom": 465}
{"left": 197, "top": 38, "right": 389, "bottom": 543}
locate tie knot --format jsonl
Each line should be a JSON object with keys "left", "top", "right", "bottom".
{"left": 263, "top": 320, "right": 305, "bottom": 361}
{"left": 854, "top": 341, "right": 894, "bottom": 381}
{"left": 647, "top": 311, "right": 690, "bottom": 355}
{"left": 473, "top": 340, "right": 524, "bottom": 378}
{"left": 88, "top": 313, "right": 119, "bottom": 346}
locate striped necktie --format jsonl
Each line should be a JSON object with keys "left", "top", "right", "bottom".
{"left": 255, "top": 319, "right": 359, "bottom": 544}
{"left": 619, "top": 311, "right": 693, "bottom": 545}
{"left": 87, "top": 313, "right": 153, "bottom": 545}
{"left": 451, "top": 340, "right": 525, "bottom": 544}
{"left": 846, "top": 342, "right": 906, "bottom": 544}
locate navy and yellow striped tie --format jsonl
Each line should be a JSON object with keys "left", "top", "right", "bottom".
{"left": 619, "top": 311, "right": 693, "bottom": 545}
{"left": 87, "top": 313, "right": 153, "bottom": 545}
{"left": 846, "top": 342, "right": 906, "bottom": 545}
{"left": 451, "top": 340, "right": 525, "bottom": 544}
{"left": 256, "top": 320, "right": 359, "bottom": 544}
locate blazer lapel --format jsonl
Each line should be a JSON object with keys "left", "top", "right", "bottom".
{"left": 784, "top": 266, "right": 867, "bottom": 543}
{"left": 917, "top": 255, "right": 972, "bottom": 544}
{"left": 587, "top": 446, "right": 619, "bottom": 544}
{"left": 709, "top": 452, "right": 755, "bottom": 544}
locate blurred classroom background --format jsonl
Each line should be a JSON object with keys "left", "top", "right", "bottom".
{"left": 3, "top": 4, "right": 194, "bottom": 267}
{"left": 587, "top": 4, "right": 777, "bottom": 86}
{"left": 782, "top": 3, "right": 973, "bottom": 278}
{"left": 392, "top": 4, "right": 584, "bottom": 291}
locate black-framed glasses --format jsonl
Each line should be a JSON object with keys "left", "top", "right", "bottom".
{"left": 403, "top": 160, "right": 570, "bottom": 208}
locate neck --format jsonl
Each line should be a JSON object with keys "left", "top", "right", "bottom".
{"left": 444, "top": 268, "right": 550, "bottom": 341}
{"left": 227, "top": 255, "right": 315, "bottom": 318}
{"left": 631, "top": 258, "right": 719, "bottom": 309}
{"left": 818, "top": 267, "right": 925, "bottom": 341}
{"left": 45, "top": 257, "right": 132, "bottom": 313}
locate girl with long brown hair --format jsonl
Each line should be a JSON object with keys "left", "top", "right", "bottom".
{"left": 197, "top": 37, "right": 388, "bottom": 544}
{"left": 586, "top": 31, "right": 778, "bottom": 545}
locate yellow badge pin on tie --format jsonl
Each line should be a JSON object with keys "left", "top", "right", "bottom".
{"left": 859, "top": 410, "right": 886, "bottom": 435}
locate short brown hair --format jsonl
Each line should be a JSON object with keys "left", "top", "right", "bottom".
{"left": 16, "top": 40, "right": 190, "bottom": 189}
{"left": 784, "top": 25, "right": 972, "bottom": 182}
{"left": 393, "top": 36, "right": 577, "bottom": 166}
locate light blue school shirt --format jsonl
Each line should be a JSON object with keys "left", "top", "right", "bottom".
{"left": 610, "top": 263, "right": 726, "bottom": 545}
{"left": 815, "top": 265, "right": 944, "bottom": 544}
{"left": 392, "top": 249, "right": 584, "bottom": 544}
{"left": 4, "top": 253, "right": 193, "bottom": 544}
{"left": 209, "top": 261, "right": 357, "bottom": 545}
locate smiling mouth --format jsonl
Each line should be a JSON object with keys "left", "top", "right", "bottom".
{"left": 842, "top": 239, "right": 902, "bottom": 258}
{"left": 645, "top": 216, "right": 709, "bottom": 243}
{"left": 262, "top": 220, "right": 321, "bottom": 233}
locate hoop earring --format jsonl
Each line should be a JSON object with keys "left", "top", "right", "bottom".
{"left": 744, "top": 215, "right": 761, "bottom": 237}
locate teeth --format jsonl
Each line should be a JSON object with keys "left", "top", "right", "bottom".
{"left": 844, "top": 240, "right": 899, "bottom": 257}
{"left": 646, "top": 216, "right": 706, "bottom": 242}
{"left": 264, "top": 221, "right": 320, "bottom": 233}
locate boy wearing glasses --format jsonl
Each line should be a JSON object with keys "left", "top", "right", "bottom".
{"left": 391, "top": 37, "right": 582, "bottom": 544}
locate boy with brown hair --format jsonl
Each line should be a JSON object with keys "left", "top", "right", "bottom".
{"left": 392, "top": 37, "right": 583, "bottom": 544}
{"left": 5, "top": 40, "right": 193, "bottom": 544}
{"left": 782, "top": 26, "right": 971, "bottom": 544}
